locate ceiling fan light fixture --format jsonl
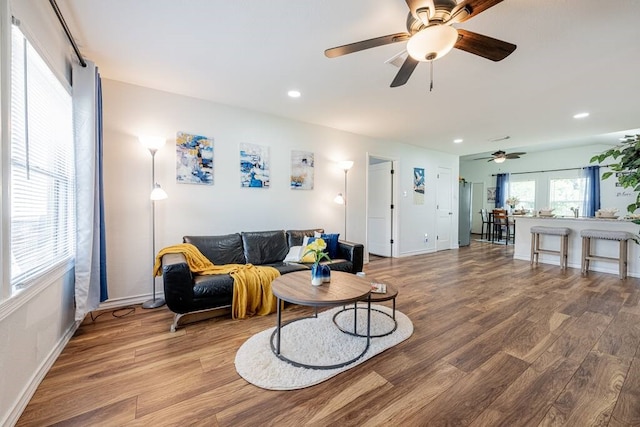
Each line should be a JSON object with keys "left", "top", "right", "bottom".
{"left": 494, "top": 157, "right": 506, "bottom": 164}
{"left": 406, "top": 25, "right": 458, "bottom": 62}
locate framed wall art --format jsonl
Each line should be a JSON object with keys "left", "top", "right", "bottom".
{"left": 413, "top": 167, "right": 425, "bottom": 205}
{"left": 240, "top": 143, "right": 270, "bottom": 188}
{"left": 290, "top": 150, "right": 314, "bottom": 190}
{"left": 175, "top": 131, "right": 213, "bottom": 185}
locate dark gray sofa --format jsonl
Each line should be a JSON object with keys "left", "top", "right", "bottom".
{"left": 161, "top": 228, "right": 364, "bottom": 331}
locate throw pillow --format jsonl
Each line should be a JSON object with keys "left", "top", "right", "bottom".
{"left": 314, "top": 232, "right": 340, "bottom": 259}
{"left": 283, "top": 246, "right": 303, "bottom": 262}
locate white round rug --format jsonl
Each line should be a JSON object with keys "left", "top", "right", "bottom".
{"left": 234, "top": 304, "right": 413, "bottom": 390}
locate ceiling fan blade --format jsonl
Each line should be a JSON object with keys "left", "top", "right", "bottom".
{"left": 454, "top": 29, "right": 516, "bottom": 61}
{"left": 473, "top": 157, "right": 493, "bottom": 161}
{"left": 390, "top": 56, "right": 419, "bottom": 87}
{"left": 324, "top": 33, "right": 411, "bottom": 58}
{"left": 449, "top": 0, "right": 504, "bottom": 24}
{"left": 505, "top": 152, "right": 526, "bottom": 159}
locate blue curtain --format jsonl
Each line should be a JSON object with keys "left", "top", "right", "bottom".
{"left": 582, "top": 165, "right": 601, "bottom": 217}
{"left": 97, "top": 70, "right": 108, "bottom": 302}
{"left": 495, "top": 173, "right": 510, "bottom": 209}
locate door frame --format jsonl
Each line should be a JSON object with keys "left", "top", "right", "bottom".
{"left": 366, "top": 153, "right": 398, "bottom": 262}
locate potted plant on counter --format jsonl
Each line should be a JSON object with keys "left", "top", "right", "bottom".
{"left": 590, "top": 134, "right": 640, "bottom": 222}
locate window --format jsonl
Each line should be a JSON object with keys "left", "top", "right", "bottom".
{"left": 509, "top": 180, "right": 536, "bottom": 211}
{"left": 10, "top": 25, "right": 75, "bottom": 293}
{"left": 549, "top": 177, "right": 585, "bottom": 217}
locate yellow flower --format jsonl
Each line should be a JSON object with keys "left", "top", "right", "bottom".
{"left": 303, "top": 238, "right": 331, "bottom": 265}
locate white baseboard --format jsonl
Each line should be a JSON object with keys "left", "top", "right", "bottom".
{"left": 96, "top": 292, "right": 166, "bottom": 310}
{"left": 398, "top": 248, "right": 436, "bottom": 257}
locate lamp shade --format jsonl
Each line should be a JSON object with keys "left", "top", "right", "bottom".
{"left": 407, "top": 25, "right": 458, "bottom": 62}
{"left": 139, "top": 135, "right": 166, "bottom": 151}
{"left": 494, "top": 157, "right": 506, "bottom": 164}
{"left": 150, "top": 183, "right": 168, "bottom": 200}
{"left": 334, "top": 193, "right": 345, "bottom": 205}
{"left": 338, "top": 160, "right": 354, "bottom": 171}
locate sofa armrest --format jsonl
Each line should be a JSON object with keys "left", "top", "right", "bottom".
{"left": 337, "top": 241, "right": 364, "bottom": 273}
{"left": 161, "top": 253, "right": 194, "bottom": 314}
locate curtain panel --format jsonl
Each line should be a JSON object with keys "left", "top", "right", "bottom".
{"left": 582, "top": 165, "right": 601, "bottom": 217}
{"left": 495, "top": 173, "right": 510, "bottom": 209}
{"left": 73, "top": 60, "right": 108, "bottom": 321}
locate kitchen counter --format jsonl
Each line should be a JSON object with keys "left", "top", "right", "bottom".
{"left": 514, "top": 216, "right": 640, "bottom": 277}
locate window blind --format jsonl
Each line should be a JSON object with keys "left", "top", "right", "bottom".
{"left": 10, "top": 25, "right": 75, "bottom": 290}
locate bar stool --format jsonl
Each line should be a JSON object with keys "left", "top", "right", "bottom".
{"left": 530, "top": 226, "right": 571, "bottom": 269}
{"left": 480, "top": 209, "right": 491, "bottom": 240}
{"left": 580, "top": 229, "right": 635, "bottom": 279}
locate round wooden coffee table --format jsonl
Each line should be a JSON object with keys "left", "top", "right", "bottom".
{"left": 333, "top": 282, "right": 398, "bottom": 337}
{"left": 270, "top": 270, "right": 372, "bottom": 370}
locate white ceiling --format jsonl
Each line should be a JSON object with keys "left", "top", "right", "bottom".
{"left": 58, "top": 0, "right": 640, "bottom": 158}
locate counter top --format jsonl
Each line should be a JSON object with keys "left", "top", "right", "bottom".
{"left": 516, "top": 216, "right": 633, "bottom": 222}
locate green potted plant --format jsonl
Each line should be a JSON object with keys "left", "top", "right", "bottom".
{"left": 590, "top": 134, "right": 640, "bottom": 219}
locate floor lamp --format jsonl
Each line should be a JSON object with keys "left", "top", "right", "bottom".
{"left": 334, "top": 160, "right": 353, "bottom": 240}
{"left": 140, "top": 136, "right": 168, "bottom": 309}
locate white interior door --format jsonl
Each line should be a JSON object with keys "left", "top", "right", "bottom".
{"left": 471, "top": 182, "right": 484, "bottom": 234}
{"left": 367, "top": 161, "right": 392, "bottom": 256}
{"left": 436, "top": 167, "right": 452, "bottom": 251}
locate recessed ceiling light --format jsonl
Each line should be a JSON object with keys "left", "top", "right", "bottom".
{"left": 573, "top": 112, "right": 589, "bottom": 119}
{"left": 453, "top": 139, "right": 463, "bottom": 143}
{"left": 287, "top": 90, "right": 301, "bottom": 98}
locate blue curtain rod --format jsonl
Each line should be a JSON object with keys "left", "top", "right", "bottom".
{"left": 491, "top": 164, "right": 612, "bottom": 177}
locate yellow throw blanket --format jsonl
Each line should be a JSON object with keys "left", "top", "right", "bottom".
{"left": 154, "top": 243, "right": 280, "bottom": 319}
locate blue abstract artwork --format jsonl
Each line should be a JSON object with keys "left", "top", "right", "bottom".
{"left": 240, "top": 143, "right": 270, "bottom": 188}
{"left": 176, "top": 131, "right": 213, "bottom": 185}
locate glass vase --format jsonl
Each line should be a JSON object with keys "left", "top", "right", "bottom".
{"left": 311, "top": 263, "right": 323, "bottom": 286}
{"left": 321, "top": 264, "right": 331, "bottom": 283}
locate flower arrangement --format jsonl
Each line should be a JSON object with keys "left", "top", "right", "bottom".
{"left": 303, "top": 238, "right": 331, "bottom": 265}
{"left": 506, "top": 196, "right": 519, "bottom": 207}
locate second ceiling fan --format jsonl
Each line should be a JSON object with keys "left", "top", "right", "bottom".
{"left": 474, "top": 150, "right": 526, "bottom": 163}
{"left": 324, "top": 0, "right": 517, "bottom": 88}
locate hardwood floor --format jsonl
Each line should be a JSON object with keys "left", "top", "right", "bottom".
{"left": 17, "top": 241, "right": 640, "bottom": 426}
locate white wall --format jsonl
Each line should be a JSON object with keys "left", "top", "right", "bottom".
{"left": 102, "top": 79, "right": 459, "bottom": 303}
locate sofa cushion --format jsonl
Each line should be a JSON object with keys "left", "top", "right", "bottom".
{"left": 183, "top": 234, "right": 246, "bottom": 265}
{"left": 286, "top": 229, "right": 324, "bottom": 247}
{"left": 242, "top": 230, "right": 289, "bottom": 265}
{"left": 266, "top": 262, "right": 310, "bottom": 275}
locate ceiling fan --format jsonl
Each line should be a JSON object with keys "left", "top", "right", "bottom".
{"left": 324, "top": 0, "right": 517, "bottom": 88}
{"left": 474, "top": 150, "right": 526, "bottom": 163}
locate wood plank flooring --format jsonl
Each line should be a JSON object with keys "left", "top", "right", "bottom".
{"left": 17, "top": 240, "right": 640, "bottom": 426}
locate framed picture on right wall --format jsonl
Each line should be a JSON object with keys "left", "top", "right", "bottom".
{"left": 413, "top": 167, "right": 425, "bottom": 205}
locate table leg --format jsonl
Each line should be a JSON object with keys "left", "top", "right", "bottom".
{"left": 276, "top": 297, "right": 282, "bottom": 355}
{"left": 353, "top": 301, "right": 358, "bottom": 334}
{"left": 367, "top": 297, "right": 371, "bottom": 346}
